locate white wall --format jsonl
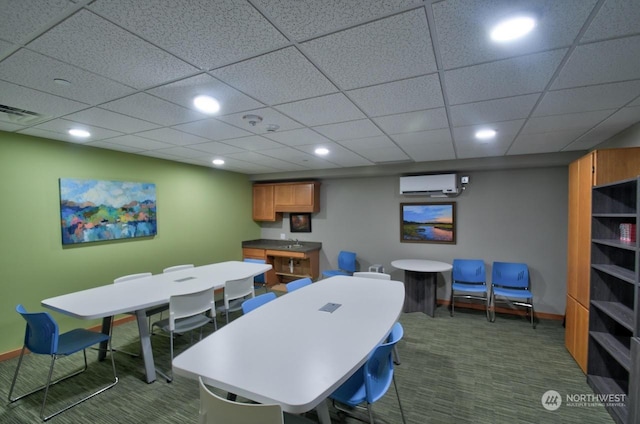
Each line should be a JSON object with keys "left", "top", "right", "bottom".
{"left": 260, "top": 166, "right": 569, "bottom": 316}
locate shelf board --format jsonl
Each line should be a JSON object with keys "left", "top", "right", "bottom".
{"left": 591, "top": 301, "right": 634, "bottom": 332}
{"left": 590, "top": 331, "right": 631, "bottom": 371}
{"left": 591, "top": 264, "right": 636, "bottom": 284}
{"left": 592, "top": 239, "right": 638, "bottom": 251}
{"left": 587, "top": 375, "right": 629, "bottom": 424}
{"left": 593, "top": 213, "right": 637, "bottom": 218}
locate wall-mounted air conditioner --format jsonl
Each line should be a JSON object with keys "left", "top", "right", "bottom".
{"left": 399, "top": 174, "right": 459, "bottom": 196}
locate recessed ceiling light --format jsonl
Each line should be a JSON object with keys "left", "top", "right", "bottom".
{"left": 490, "top": 16, "right": 536, "bottom": 42}
{"left": 193, "top": 95, "right": 220, "bottom": 114}
{"left": 212, "top": 159, "right": 225, "bottom": 165}
{"left": 475, "top": 129, "right": 497, "bottom": 140}
{"left": 68, "top": 128, "right": 91, "bottom": 138}
{"left": 315, "top": 147, "right": 329, "bottom": 156}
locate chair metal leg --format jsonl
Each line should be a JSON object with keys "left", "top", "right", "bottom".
{"left": 450, "top": 288, "right": 455, "bottom": 317}
{"left": 393, "top": 345, "right": 401, "bottom": 365}
{"left": 393, "top": 375, "right": 407, "bottom": 424}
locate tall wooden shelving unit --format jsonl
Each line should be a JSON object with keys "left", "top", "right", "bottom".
{"left": 588, "top": 177, "right": 640, "bottom": 424}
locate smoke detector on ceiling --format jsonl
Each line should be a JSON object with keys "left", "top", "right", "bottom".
{"left": 242, "top": 114, "right": 263, "bottom": 126}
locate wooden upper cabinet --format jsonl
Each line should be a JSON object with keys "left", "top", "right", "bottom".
{"left": 274, "top": 182, "right": 320, "bottom": 213}
{"left": 593, "top": 148, "right": 640, "bottom": 186}
{"left": 253, "top": 181, "right": 321, "bottom": 221}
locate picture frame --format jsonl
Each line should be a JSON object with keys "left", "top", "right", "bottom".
{"left": 400, "top": 202, "right": 456, "bottom": 244}
{"left": 290, "top": 213, "right": 312, "bottom": 233}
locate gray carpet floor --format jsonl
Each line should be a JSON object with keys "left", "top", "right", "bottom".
{"left": 0, "top": 305, "right": 614, "bottom": 423}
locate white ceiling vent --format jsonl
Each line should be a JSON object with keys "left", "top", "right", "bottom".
{"left": 0, "top": 104, "right": 49, "bottom": 125}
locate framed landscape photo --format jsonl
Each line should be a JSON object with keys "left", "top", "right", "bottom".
{"left": 400, "top": 202, "right": 456, "bottom": 244}
{"left": 290, "top": 213, "right": 312, "bottom": 233}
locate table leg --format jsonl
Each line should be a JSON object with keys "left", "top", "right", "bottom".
{"left": 315, "top": 399, "right": 332, "bottom": 424}
{"left": 98, "top": 316, "right": 112, "bottom": 361}
{"left": 403, "top": 270, "right": 437, "bottom": 317}
{"left": 135, "top": 309, "right": 157, "bottom": 383}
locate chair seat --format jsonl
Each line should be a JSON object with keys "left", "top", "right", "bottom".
{"left": 322, "top": 270, "right": 350, "bottom": 278}
{"left": 492, "top": 287, "right": 532, "bottom": 299}
{"left": 216, "top": 298, "right": 245, "bottom": 314}
{"left": 154, "top": 314, "right": 212, "bottom": 334}
{"left": 451, "top": 283, "right": 487, "bottom": 293}
{"left": 330, "top": 368, "right": 367, "bottom": 406}
{"left": 58, "top": 329, "right": 111, "bottom": 355}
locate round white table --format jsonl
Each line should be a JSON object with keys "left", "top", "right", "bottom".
{"left": 391, "top": 259, "right": 452, "bottom": 317}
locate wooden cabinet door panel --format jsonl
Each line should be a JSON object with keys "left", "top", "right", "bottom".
{"left": 253, "top": 185, "right": 276, "bottom": 221}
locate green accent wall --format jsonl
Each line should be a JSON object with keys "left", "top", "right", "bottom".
{"left": 0, "top": 131, "right": 261, "bottom": 354}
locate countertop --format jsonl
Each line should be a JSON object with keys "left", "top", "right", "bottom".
{"left": 242, "top": 239, "right": 322, "bottom": 253}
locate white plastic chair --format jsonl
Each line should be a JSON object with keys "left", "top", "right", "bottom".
{"left": 199, "top": 377, "right": 314, "bottom": 424}
{"left": 352, "top": 272, "right": 391, "bottom": 280}
{"left": 152, "top": 287, "right": 216, "bottom": 382}
{"left": 217, "top": 277, "right": 255, "bottom": 324}
{"left": 163, "top": 264, "right": 195, "bottom": 273}
{"left": 112, "top": 272, "right": 152, "bottom": 357}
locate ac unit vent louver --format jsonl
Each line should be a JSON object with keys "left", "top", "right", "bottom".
{"left": 0, "top": 104, "right": 49, "bottom": 125}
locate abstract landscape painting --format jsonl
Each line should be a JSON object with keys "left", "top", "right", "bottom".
{"left": 400, "top": 202, "right": 456, "bottom": 244}
{"left": 60, "top": 178, "right": 157, "bottom": 245}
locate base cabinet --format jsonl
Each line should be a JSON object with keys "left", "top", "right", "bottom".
{"left": 242, "top": 247, "right": 320, "bottom": 288}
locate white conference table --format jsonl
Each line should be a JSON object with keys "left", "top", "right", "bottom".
{"left": 41, "top": 261, "right": 271, "bottom": 383}
{"left": 172, "top": 275, "right": 405, "bottom": 424}
{"left": 391, "top": 259, "right": 452, "bottom": 317}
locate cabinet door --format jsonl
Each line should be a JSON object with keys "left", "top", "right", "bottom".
{"left": 565, "top": 295, "right": 589, "bottom": 373}
{"left": 253, "top": 185, "right": 276, "bottom": 221}
{"left": 594, "top": 148, "right": 640, "bottom": 186}
{"left": 576, "top": 153, "right": 593, "bottom": 307}
{"left": 274, "top": 183, "right": 319, "bottom": 212}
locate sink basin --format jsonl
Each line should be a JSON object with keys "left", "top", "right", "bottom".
{"left": 283, "top": 244, "right": 303, "bottom": 249}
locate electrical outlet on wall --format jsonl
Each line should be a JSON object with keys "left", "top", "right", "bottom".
{"left": 280, "top": 233, "right": 286, "bottom": 240}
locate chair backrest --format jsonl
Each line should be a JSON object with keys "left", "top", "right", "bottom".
{"left": 242, "top": 292, "right": 277, "bottom": 314}
{"left": 286, "top": 277, "right": 312, "bottom": 292}
{"left": 224, "top": 277, "right": 255, "bottom": 308}
{"left": 387, "top": 322, "right": 404, "bottom": 344}
{"left": 353, "top": 272, "right": 391, "bottom": 280}
{"left": 199, "top": 376, "right": 284, "bottom": 424}
{"left": 163, "top": 264, "right": 195, "bottom": 273}
{"left": 364, "top": 331, "right": 402, "bottom": 404}
{"left": 338, "top": 251, "right": 357, "bottom": 273}
{"left": 452, "top": 259, "right": 486, "bottom": 284}
{"left": 492, "top": 262, "right": 529, "bottom": 289}
{"left": 113, "top": 272, "right": 152, "bottom": 284}
{"left": 243, "top": 258, "right": 266, "bottom": 284}
{"left": 16, "top": 304, "right": 59, "bottom": 355}
{"left": 169, "top": 288, "right": 215, "bottom": 331}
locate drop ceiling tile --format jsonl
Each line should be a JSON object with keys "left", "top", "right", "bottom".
{"left": 29, "top": 118, "right": 123, "bottom": 140}
{"left": 64, "top": 108, "right": 159, "bottom": 133}
{"left": 534, "top": 81, "right": 640, "bottom": 117}
{"left": 631, "top": 97, "right": 640, "bottom": 107}
{"left": 433, "top": 0, "right": 596, "bottom": 69}
{"left": 90, "top": 0, "right": 288, "bottom": 69}
{"left": 337, "top": 135, "right": 396, "bottom": 150}
{"left": 444, "top": 49, "right": 566, "bottom": 105}
{"left": 19, "top": 127, "right": 93, "bottom": 144}
{"left": 27, "top": 10, "right": 198, "bottom": 89}
{"left": 348, "top": 74, "right": 444, "bottom": 117}
{"left": 373, "top": 108, "right": 449, "bottom": 134}
{"left": 295, "top": 142, "right": 374, "bottom": 167}
{"left": 101, "top": 93, "right": 207, "bottom": 126}
{"left": 0, "top": 80, "right": 87, "bottom": 119}
{"left": 301, "top": 9, "right": 436, "bottom": 90}
{"left": 356, "top": 146, "right": 410, "bottom": 163}
{"left": 135, "top": 128, "right": 210, "bottom": 146}
{"left": 0, "top": 49, "right": 134, "bottom": 104}
{"left": 565, "top": 106, "right": 640, "bottom": 150}
{"left": 173, "top": 118, "right": 252, "bottom": 141}
{"left": 449, "top": 94, "right": 540, "bottom": 127}
{"left": 0, "top": 122, "right": 25, "bottom": 132}
{"left": 152, "top": 146, "right": 206, "bottom": 159}
{"left": 85, "top": 140, "right": 145, "bottom": 153}
{"left": 0, "top": 39, "right": 17, "bottom": 57}
{"left": 552, "top": 36, "right": 640, "bottom": 89}
{"left": 274, "top": 93, "right": 366, "bottom": 126}
{"left": 509, "top": 129, "right": 585, "bottom": 155}
{"left": 187, "top": 141, "right": 245, "bottom": 155}
{"left": 452, "top": 119, "right": 525, "bottom": 158}
{"left": 258, "top": 147, "right": 339, "bottom": 170}
{"left": 263, "top": 128, "right": 332, "bottom": 147}
{"left": 101, "top": 134, "right": 175, "bottom": 150}
{"left": 211, "top": 156, "right": 281, "bottom": 174}
{"left": 0, "top": 0, "right": 79, "bottom": 44}
{"left": 582, "top": 0, "right": 640, "bottom": 41}
{"left": 211, "top": 47, "right": 337, "bottom": 105}
{"left": 391, "top": 129, "right": 455, "bottom": 162}
{"left": 139, "top": 150, "right": 192, "bottom": 161}
{"left": 313, "top": 119, "right": 383, "bottom": 141}
{"left": 224, "top": 151, "right": 309, "bottom": 171}
{"left": 522, "top": 109, "right": 614, "bottom": 134}
{"left": 219, "top": 135, "right": 283, "bottom": 151}
{"left": 147, "top": 74, "right": 264, "bottom": 115}
{"left": 253, "top": 0, "right": 421, "bottom": 41}
{"left": 217, "top": 107, "right": 303, "bottom": 134}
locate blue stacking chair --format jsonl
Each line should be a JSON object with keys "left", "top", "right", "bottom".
{"left": 330, "top": 324, "right": 406, "bottom": 424}
{"left": 8, "top": 305, "right": 118, "bottom": 421}
{"left": 490, "top": 261, "right": 535, "bottom": 328}
{"left": 322, "top": 251, "right": 357, "bottom": 278}
{"left": 243, "top": 258, "right": 268, "bottom": 292}
{"left": 286, "top": 277, "right": 312, "bottom": 292}
{"left": 242, "top": 292, "right": 277, "bottom": 314}
{"left": 450, "top": 259, "right": 490, "bottom": 321}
